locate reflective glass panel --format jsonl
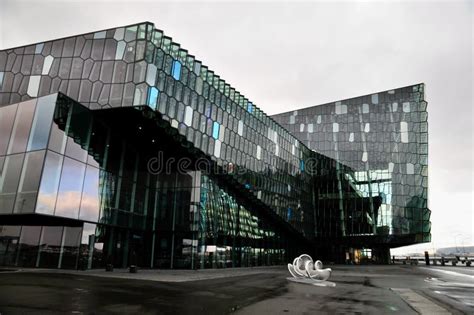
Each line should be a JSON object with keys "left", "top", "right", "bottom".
{"left": 184, "top": 106, "right": 193, "bottom": 126}
{"left": 27, "top": 94, "right": 56, "bottom": 151}
{"left": 212, "top": 122, "right": 220, "bottom": 139}
{"left": 36, "top": 150, "right": 63, "bottom": 215}
{"left": 0, "top": 225, "right": 21, "bottom": 266}
{"left": 247, "top": 102, "right": 253, "bottom": 113}
{"left": 146, "top": 63, "right": 157, "bottom": 86}
{"left": 147, "top": 87, "right": 159, "bottom": 110}
{"left": 27, "top": 76, "right": 41, "bottom": 97}
{"left": 0, "top": 153, "right": 24, "bottom": 214}
{"left": 7, "top": 99, "right": 36, "bottom": 154}
{"left": 38, "top": 226, "right": 63, "bottom": 268}
{"left": 42, "top": 56, "right": 54, "bottom": 75}
{"left": 15, "top": 150, "right": 45, "bottom": 213}
{"left": 79, "top": 165, "right": 101, "bottom": 222}
{"left": 17, "top": 226, "right": 41, "bottom": 267}
{"left": 0, "top": 103, "right": 18, "bottom": 156}
{"left": 172, "top": 60, "right": 181, "bottom": 80}
{"left": 55, "top": 157, "right": 86, "bottom": 219}
{"left": 61, "top": 226, "right": 82, "bottom": 269}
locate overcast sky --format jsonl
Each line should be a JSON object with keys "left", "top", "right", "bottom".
{"left": 1, "top": 0, "right": 472, "bottom": 254}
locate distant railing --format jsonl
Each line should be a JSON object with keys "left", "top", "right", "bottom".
{"left": 392, "top": 255, "right": 473, "bottom": 266}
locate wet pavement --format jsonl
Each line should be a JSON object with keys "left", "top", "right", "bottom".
{"left": 0, "top": 270, "right": 286, "bottom": 314}
{"left": 0, "top": 265, "right": 473, "bottom": 314}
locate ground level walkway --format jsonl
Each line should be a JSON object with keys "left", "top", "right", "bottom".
{"left": 0, "top": 265, "right": 473, "bottom": 314}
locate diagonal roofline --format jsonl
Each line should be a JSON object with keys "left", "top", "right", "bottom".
{"left": 272, "top": 82, "right": 426, "bottom": 116}
{"left": 0, "top": 21, "right": 154, "bottom": 51}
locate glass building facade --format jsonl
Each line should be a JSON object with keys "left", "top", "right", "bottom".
{"left": 0, "top": 22, "right": 430, "bottom": 269}
{"left": 272, "top": 85, "right": 430, "bottom": 262}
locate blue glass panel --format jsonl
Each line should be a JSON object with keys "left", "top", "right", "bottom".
{"left": 147, "top": 87, "right": 159, "bottom": 110}
{"left": 287, "top": 207, "right": 292, "bottom": 219}
{"left": 212, "top": 121, "right": 220, "bottom": 139}
{"left": 247, "top": 102, "right": 253, "bottom": 113}
{"left": 300, "top": 160, "right": 305, "bottom": 171}
{"left": 35, "top": 43, "right": 44, "bottom": 54}
{"left": 172, "top": 60, "right": 182, "bottom": 80}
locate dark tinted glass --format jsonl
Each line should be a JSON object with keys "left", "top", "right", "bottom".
{"left": 37, "top": 226, "right": 63, "bottom": 268}
{"left": 17, "top": 226, "right": 41, "bottom": 267}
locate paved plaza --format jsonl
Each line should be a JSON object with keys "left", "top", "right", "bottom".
{"left": 0, "top": 265, "right": 473, "bottom": 314}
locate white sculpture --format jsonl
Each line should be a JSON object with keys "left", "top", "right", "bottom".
{"left": 287, "top": 254, "right": 335, "bottom": 287}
